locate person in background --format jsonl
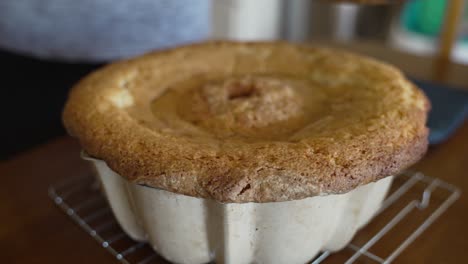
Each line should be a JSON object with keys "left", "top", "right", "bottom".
{"left": 0, "top": 0, "right": 210, "bottom": 159}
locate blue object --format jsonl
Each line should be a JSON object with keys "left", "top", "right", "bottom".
{"left": 410, "top": 78, "right": 468, "bottom": 145}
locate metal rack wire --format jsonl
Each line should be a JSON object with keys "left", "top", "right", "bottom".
{"left": 49, "top": 171, "right": 460, "bottom": 264}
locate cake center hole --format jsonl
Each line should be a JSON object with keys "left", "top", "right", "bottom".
{"left": 227, "top": 81, "right": 256, "bottom": 100}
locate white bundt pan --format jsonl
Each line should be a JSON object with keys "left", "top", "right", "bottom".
{"left": 83, "top": 153, "right": 393, "bottom": 264}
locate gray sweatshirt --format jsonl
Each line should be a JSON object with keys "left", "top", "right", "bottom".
{"left": 0, "top": 0, "right": 211, "bottom": 62}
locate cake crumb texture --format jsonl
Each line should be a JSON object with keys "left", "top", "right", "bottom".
{"left": 63, "top": 41, "right": 429, "bottom": 202}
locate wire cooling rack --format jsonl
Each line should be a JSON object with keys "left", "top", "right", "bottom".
{"left": 49, "top": 171, "right": 460, "bottom": 264}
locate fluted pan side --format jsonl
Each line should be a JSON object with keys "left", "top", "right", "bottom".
{"left": 87, "top": 157, "right": 392, "bottom": 264}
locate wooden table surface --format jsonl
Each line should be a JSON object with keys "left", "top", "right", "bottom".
{"left": 1, "top": 42, "right": 467, "bottom": 263}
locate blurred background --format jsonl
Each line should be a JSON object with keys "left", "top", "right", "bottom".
{"left": 1, "top": 0, "right": 467, "bottom": 159}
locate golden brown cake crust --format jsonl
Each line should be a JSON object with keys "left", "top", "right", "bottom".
{"left": 63, "top": 41, "right": 429, "bottom": 203}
